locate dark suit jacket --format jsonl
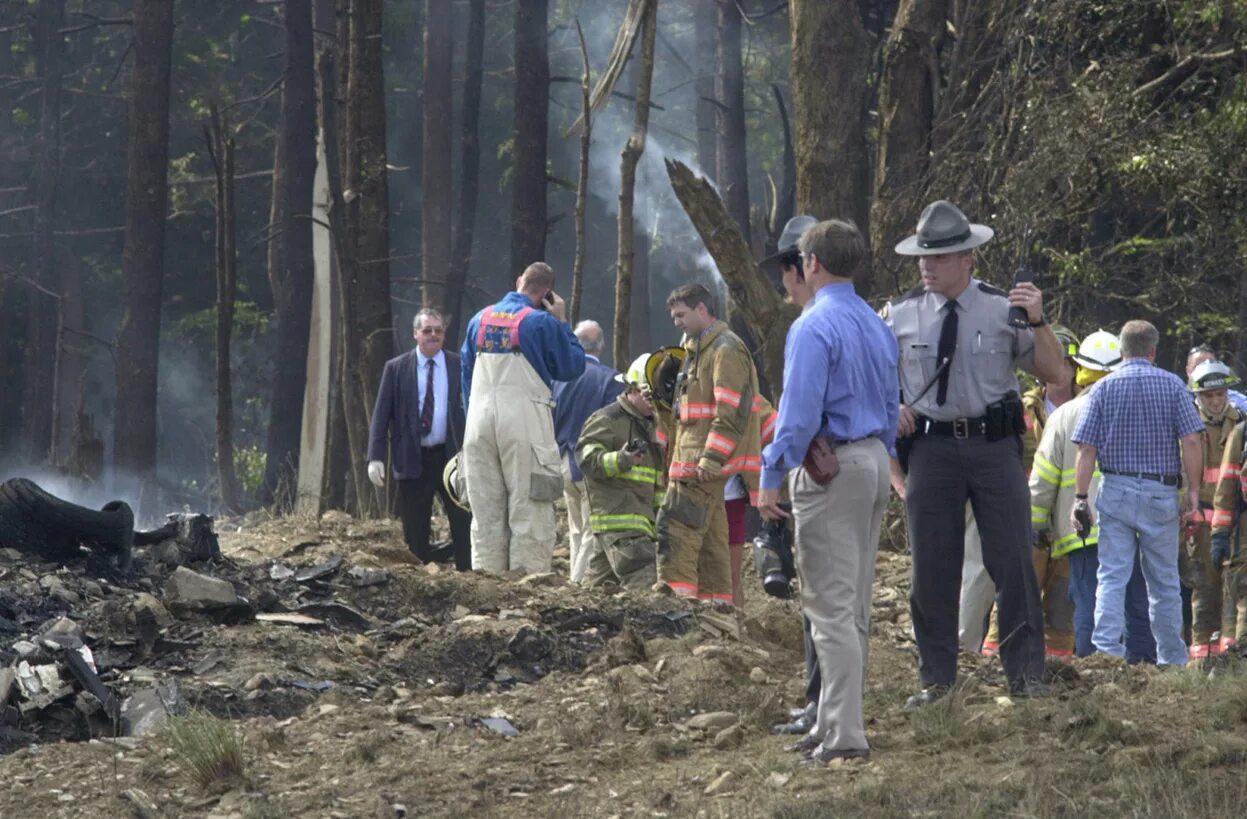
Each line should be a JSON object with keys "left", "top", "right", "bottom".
{"left": 368, "top": 349, "right": 465, "bottom": 480}
{"left": 552, "top": 356, "right": 626, "bottom": 482}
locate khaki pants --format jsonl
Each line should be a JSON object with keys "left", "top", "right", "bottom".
{"left": 959, "top": 506, "right": 995, "bottom": 652}
{"left": 586, "top": 532, "right": 657, "bottom": 591}
{"left": 561, "top": 459, "right": 596, "bottom": 584}
{"left": 983, "top": 545, "right": 1074, "bottom": 656}
{"left": 1183, "top": 523, "right": 1224, "bottom": 654}
{"left": 657, "top": 478, "right": 730, "bottom": 601}
{"left": 463, "top": 353, "right": 562, "bottom": 574}
{"left": 1221, "top": 559, "right": 1247, "bottom": 649}
{"left": 792, "top": 439, "right": 890, "bottom": 752}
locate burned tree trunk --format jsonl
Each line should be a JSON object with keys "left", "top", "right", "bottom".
{"left": 715, "top": 0, "right": 750, "bottom": 235}
{"left": 872, "top": 0, "right": 947, "bottom": 294}
{"left": 447, "top": 0, "right": 486, "bottom": 335}
{"left": 614, "top": 0, "right": 657, "bottom": 368}
{"left": 422, "top": 0, "right": 453, "bottom": 310}
{"left": 693, "top": 0, "right": 718, "bottom": 178}
{"left": 569, "top": 18, "right": 591, "bottom": 327}
{"left": 23, "top": 0, "right": 65, "bottom": 464}
{"left": 342, "top": 0, "right": 394, "bottom": 516}
{"left": 510, "top": 0, "right": 549, "bottom": 279}
{"left": 261, "top": 0, "right": 318, "bottom": 509}
{"left": 114, "top": 0, "right": 175, "bottom": 513}
{"left": 206, "top": 108, "right": 240, "bottom": 513}
{"left": 666, "top": 160, "right": 797, "bottom": 397}
{"left": 789, "top": 0, "right": 873, "bottom": 291}
{"left": 765, "top": 84, "right": 797, "bottom": 257}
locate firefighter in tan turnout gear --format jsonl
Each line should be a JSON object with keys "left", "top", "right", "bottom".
{"left": 1186, "top": 360, "right": 1243, "bottom": 657}
{"left": 1211, "top": 365, "right": 1247, "bottom": 651}
{"left": 459, "top": 263, "right": 587, "bottom": 575}
{"left": 576, "top": 355, "right": 667, "bottom": 590}
{"left": 659, "top": 283, "right": 763, "bottom": 602}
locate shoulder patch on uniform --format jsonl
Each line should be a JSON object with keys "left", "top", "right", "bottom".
{"left": 977, "top": 282, "right": 1008, "bottom": 298}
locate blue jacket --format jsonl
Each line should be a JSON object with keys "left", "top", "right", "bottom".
{"left": 367, "top": 350, "right": 465, "bottom": 480}
{"left": 460, "top": 291, "right": 586, "bottom": 411}
{"left": 553, "top": 356, "right": 626, "bottom": 482}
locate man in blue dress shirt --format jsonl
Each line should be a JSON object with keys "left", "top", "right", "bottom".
{"left": 758, "top": 219, "right": 899, "bottom": 764}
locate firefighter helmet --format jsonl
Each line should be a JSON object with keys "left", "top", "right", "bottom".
{"left": 644, "top": 346, "right": 686, "bottom": 411}
{"left": 1189, "top": 359, "right": 1240, "bottom": 393}
{"left": 616, "top": 354, "right": 650, "bottom": 387}
{"left": 1052, "top": 324, "right": 1079, "bottom": 360}
{"left": 1073, "top": 330, "right": 1122, "bottom": 372}
{"left": 442, "top": 452, "right": 470, "bottom": 511}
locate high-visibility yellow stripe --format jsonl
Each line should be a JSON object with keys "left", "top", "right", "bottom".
{"left": 1031, "top": 506, "right": 1051, "bottom": 525}
{"left": 1033, "top": 455, "right": 1060, "bottom": 484}
{"left": 1051, "top": 528, "right": 1099, "bottom": 556}
{"left": 603, "top": 451, "right": 623, "bottom": 477}
{"left": 589, "top": 514, "right": 655, "bottom": 537}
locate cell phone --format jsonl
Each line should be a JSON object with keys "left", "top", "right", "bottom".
{"left": 1007, "top": 266, "right": 1034, "bottom": 329}
{"left": 542, "top": 291, "right": 555, "bottom": 307}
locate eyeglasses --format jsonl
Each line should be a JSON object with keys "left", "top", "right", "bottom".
{"left": 419, "top": 327, "right": 445, "bottom": 336}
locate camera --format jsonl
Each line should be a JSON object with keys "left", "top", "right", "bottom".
{"left": 753, "top": 505, "right": 795, "bottom": 598}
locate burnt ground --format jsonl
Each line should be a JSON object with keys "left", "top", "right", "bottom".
{"left": 3, "top": 502, "right": 1247, "bottom": 818}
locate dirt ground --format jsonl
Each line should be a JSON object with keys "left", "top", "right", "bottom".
{"left": 4, "top": 504, "right": 1247, "bottom": 819}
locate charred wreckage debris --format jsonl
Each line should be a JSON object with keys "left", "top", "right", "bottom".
{"left": 0, "top": 479, "right": 699, "bottom": 755}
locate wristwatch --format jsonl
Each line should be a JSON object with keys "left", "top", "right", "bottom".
{"left": 1028, "top": 316, "right": 1047, "bottom": 327}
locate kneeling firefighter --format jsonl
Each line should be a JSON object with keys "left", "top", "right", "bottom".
{"left": 575, "top": 354, "right": 668, "bottom": 590}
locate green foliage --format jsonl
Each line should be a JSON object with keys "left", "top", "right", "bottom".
{"left": 234, "top": 445, "right": 267, "bottom": 496}
{"left": 162, "top": 711, "right": 246, "bottom": 790}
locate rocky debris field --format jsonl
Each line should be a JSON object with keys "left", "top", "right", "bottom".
{"left": 3, "top": 507, "right": 1247, "bottom": 818}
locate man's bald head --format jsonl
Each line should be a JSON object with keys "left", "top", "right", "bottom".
{"left": 574, "top": 320, "right": 604, "bottom": 355}
{"left": 517, "top": 262, "right": 556, "bottom": 297}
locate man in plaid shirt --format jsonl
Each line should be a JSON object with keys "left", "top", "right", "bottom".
{"left": 1071, "top": 321, "right": 1204, "bottom": 666}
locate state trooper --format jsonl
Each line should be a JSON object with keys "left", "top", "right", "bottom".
{"left": 883, "top": 200, "right": 1067, "bottom": 705}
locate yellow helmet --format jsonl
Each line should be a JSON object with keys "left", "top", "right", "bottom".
{"left": 442, "top": 452, "right": 470, "bottom": 511}
{"left": 644, "top": 346, "right": 686, "bottom": 411}
{"left": 616, "top": 354, "right": 650, "bottom": 387}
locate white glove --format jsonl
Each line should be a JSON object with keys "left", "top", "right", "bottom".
{"left": 367, "top": 460, "right": 385, "bottom": 487}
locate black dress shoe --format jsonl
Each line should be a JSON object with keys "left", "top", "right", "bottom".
{"left": 772, "top": 702, "right": 816, "bottom": 735}
{"left": 904, "top": 685, "right": 951, "bottom": 709}
{"left": 811, "top": 745, "right": 870, "bottom": 764}
{"left": 1009, "top": 678, "right": 1050, "bottom": 698}
{"left": 783, "top": 735, "right": 820, "bottom": 754}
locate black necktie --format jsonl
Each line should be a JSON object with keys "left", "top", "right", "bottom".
{"left": 420, "top": 359, "right": 435, "bottom": 435}
{"left": 936, "top": 299, "right": 958, "bottom": 406}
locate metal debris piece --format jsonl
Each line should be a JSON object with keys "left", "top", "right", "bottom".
{"left": 288, "top": 679, "right": 335, "bottom": 693}
{"left": 256, "top": 612, "right": 325, "bottom": 628}
{"left": 478, "top": 716, "right": 519, "bottom": 737}
{"left": 292, "top": 601, "right": 374, "bottom": 631}
{"left": 63, "top": 647, "right": 120, "bottom": 722}
{"left": 294, "top": 555, "right": 344, "bottom": 583}
{"left": 347, "top": 566, "right": 390, "bottom": 587}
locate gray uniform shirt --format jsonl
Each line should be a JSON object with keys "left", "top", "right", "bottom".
{"left": 883, "top": 278, "right": 1036, "bottom": 421}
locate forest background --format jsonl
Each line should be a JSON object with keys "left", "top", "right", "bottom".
{"left": 1, "top": 0, "right": 1244, "bottom": 519}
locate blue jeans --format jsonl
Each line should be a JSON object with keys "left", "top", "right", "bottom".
{"left": 1093, "top": 475, "right": 1186, "bottom": 666}
{"left": 1068, "top": 546, "right": 1156, "bottom": 663}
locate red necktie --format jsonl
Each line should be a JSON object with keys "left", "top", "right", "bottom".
{"left": 420, "top": 359, "right": 435, "bottom": 435}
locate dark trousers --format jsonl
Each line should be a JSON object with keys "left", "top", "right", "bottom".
{"left": 395, "top": 446, "right": 472, "bottom": 570}
{"left": 1068, "top": 546, "right": 1156, "bottom": 663}
{"left": 803, "top": 614, "right": 821, "bottom": 705}
{"left": 906, "top": 434, "right": 1045, "bottom": 690}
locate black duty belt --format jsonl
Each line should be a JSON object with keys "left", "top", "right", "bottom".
{"left": 920, "top": 416, "right": 987, "bottom": 439}
{"left": 1101, "top": 468, "right": 1180, "bottom": 487}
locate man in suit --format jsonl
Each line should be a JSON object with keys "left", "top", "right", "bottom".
{"left": 368, "top": 308, "right": 472, "bottom": 570}
{"left": 553, "top": 320, "right": 625, "bottom": 582}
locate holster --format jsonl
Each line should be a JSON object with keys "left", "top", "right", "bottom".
{"left": 984, "top": 391, "right": 1025, "bottom": 442}
{"left": 896, "top": 435, "right": 915, "bottom": 474}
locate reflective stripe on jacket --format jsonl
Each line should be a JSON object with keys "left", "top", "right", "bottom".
{"left": 668, "top": 321, "right": 763, "bottom": 497}
{"left": 577, "top": 395, "right": 666, "bottom": 540}
{"left": 1030, "top": 390, "right": 1100, "bottom": 557}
